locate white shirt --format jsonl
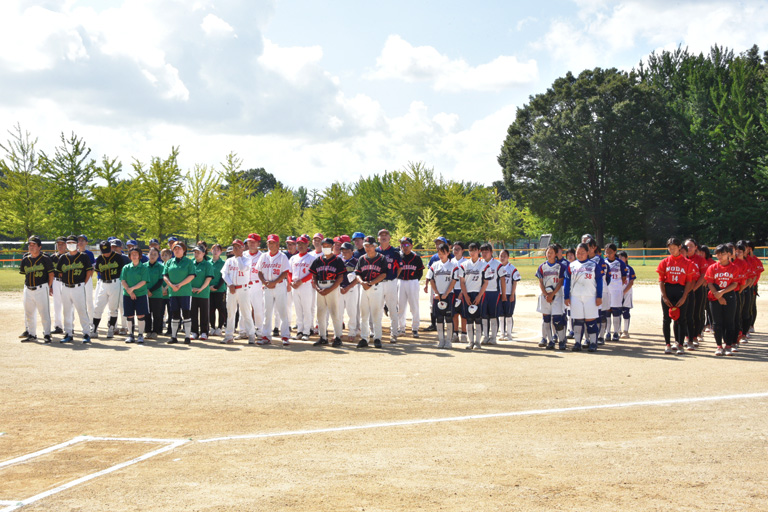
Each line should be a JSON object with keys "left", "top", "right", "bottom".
{"left": 427, "top": 259, "right": 459, "bottom": 295}
{"left": 481, "top": 258, "right": 506, "bottom": 293}
{"left": 453, "top": 257, "right": 466, "bottom": 291}
{"left": 257, "top": 251, "right": 290, "bottom": 283}
{"left": 568, "top": 259, "right": 599, "bottom": 297}
{"left": 501, "top": 263, "right": 521, "bottom": 295}
{"left": 290, "top": 252, "right": 316, "bottom": 285}
{"left": 460, "top": 258, "right": 486, "bottom": 294}
{"left": 247, "top": 251, "right": 262, "bottom": 284}
{"left": 221, "top": 255, "right": 251, "bottom": 287}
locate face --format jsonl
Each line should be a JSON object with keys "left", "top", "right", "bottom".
{"left": 735, "top": 248, "right": 744, "bottom": 258}
{"left": 77, "top": 238, "right": 86, "bottom": 250}
{"left": 211, "top": 246, "right": 222, "bottom": 258}
{"left": 365, "top": 243, "right": 377, "bottom": 256}
{"left": 342, "top": 249, "right": 353, "bottom": 260}
{"left": 619, "top": 255, "right": 627, "bottom": 264}
{"left": 29, "top": 242, "right": 41, "bottom": 256}
{"left": 605, "top": 248, "right": 615, "bottom": 260}
{"left": 66, "top": 241, "right": 78, "bottom": 252}
{"left": 297, "top": 241, "right": 308, "bottom": 253}
{"left": 354, "top": 238, "right": 364, "bottom": 248}
{"left": 194, "top": 250, "right": 204, "bottom": 261}
{"left": 130, "top": 251, "right": 141, "bottom": 264}
{"left": 247, "top": 239, "right": 259, "bottom": 253}
{"left": 717, "top": 251, "right": 730, "bottom": 265}
{"left": 439, "top": 250, "right": 449, "bottom": 262}
{"left": 322, "top": 243, "right": 333, "bottom": 256}
{"left": 286, "top": 242, "right": 297, "bottom": 253}
{"left": 268, "top": 240, "right": 278, "bottom": 253}
{"left": 378, "top": 233, "right": 390, "bottom": 246}
{"left": 401, "top": 243, "right": 411, "bottom": 254}
{"left": 668, "top": 244, "right": 681, "bottom": 257}
{"left": 546, "top": 247, "right": 556, "bottom": 262}
{"left": 576, "top": 247, "right": 588, "bottom": 260}
{"left": 566, "top": 253, "right": 575, "bottom": 262}
{"left": 313, "top": 237, "right": 322, "bottom": 249}
{"left": 469, "top": 247, "right": 479, "bottom": 259}
{"left": 481, "top": 248, "right": 492, "bottom": 261}
{"left": 149, "top": 249, "right": 159, "bottom": 263}
{"left": 685, "top": 241, "right": 696, "bottom": 256}
{"left": 499, "top": 252, "right": 509, "bottom": 265}
{"left": 233, "top": 244, "right": 244, "bottom": 256}
{"left": 452, "top": 245, "right": 463, "bottom": 259}
{"left": 173, "top": 246, "right": 185, "bottom": 259}
{"left": 56, "top": 241, "right": 66, "bottom": 253}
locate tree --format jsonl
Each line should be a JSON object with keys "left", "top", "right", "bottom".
{"left": 181, "top": 163, "right": 220, "bottom": 243}
{"left": 132, "top": 147, "right": 184, "bottom": 241}
{"left": 0, "top": 124, "right": 48, "bottom": 239}
{"left": 251, "top": 185, "right": 301, "bottom": 238}
{"left": 480, "top": 190, "right": 525, "bottom": 247}
{"left": 40, "top": 131, "right": 96, "bottom": 236}
{"left": 211, "top": 152, "right": 259, "bottom": 243}
{"left": 92, "top": 156, "right": 133, "bottom": 241}
{"left": 238, "top": 167, "right": 282, "bottom": 196}
{"left": 313, "top": 182, "right": 357, "bottom": 236}
{"left": 415, "top": 206, "right": 440, "bottom": 248}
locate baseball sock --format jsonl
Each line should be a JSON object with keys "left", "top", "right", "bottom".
{"left": 171, "top": 317, "right": 180, "bottom": 339}
{"left": 573, "top": 319, "right": 585, "bottom": 345}
{"left": 127, "top": 318, "right": 134, "bottom": 338}
{"left": 623, "top": 308, "right": 631, "bottom": 332}
{"left": 542, "top": 315, "right": 552, "bottom": 340}
{"left": 137, "top": 318, "right": 145, "bottom": 336}
{"left": 475, "top": 320, "right": 483, "bottom": 347}
{"left": 587, "top": 319, "right": 600, "bottom": 347}
{"left": 481, "top": 319, "right": 489, "bottom": 340}
{"left": 445, "top": 323, "right": 453, "bottom": 346}
{"left": 466, "top": 323, "right": 474, "bottom": 346}
{"left": 490, "top": 318, "right": 498, "bottom": 341}
{"left": 553, "top": 315, "right": 566, "bottom": 342}
{"left": 506, "top": 316, "right": 514, "bottom": 338}
{"left": 599, "top": 312, "right": 607, "bottom": 338}
{"left": 92, "top": 318, "right": 101, "bottom": 330}
{"left": 437, "top": 321, "right": 444, "bottom": 346}
{"left": 612, "top": 311, "right": 621, "bottom": 336}
{"left": 183, "top": 317, "right": 192, "bottom": 340}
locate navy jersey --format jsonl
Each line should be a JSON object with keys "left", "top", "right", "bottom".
{"left": 309, "top": 255, "right": 346, "bottom": 288}
{"left": 56, "top": 252, "right": 93, "bottom": 286}
{"left": 342, "top": 256, "right": 359, "bottom": 287}
{"left": 356, "top": 254, "right": 387, "bottom": 282}
{"left": 399, "top": 252, "right": 424, "bottom": 280}
{"left": 376, "top": 245, "right": 402, "bottom": 280}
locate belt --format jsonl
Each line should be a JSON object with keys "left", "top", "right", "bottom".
{"left": 318, "top": 280, "right": 334, "bottom": 286}
{"left": 26, "top": 284, "right": 47, "bottom": 290}
{"left": 249, "top": 280, "right": 260, "bottom": 285}
{"left": 64, "top": 283, "right": 84, "bottom": 288}
{"left": 101, "top": 278, "right": 117, "bottom": 284}
{"left": 54, "top": 277, "right": 61, "bottom": 281}
{"left": 233, "top": 284, "right": 249, "bottom": 290}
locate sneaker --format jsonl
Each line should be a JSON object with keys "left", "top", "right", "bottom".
{"left": 82, "top": 335, "right": 91, "bottom": 344}
{"left": 107, "top": 326, "right": 115, "bottom": 338}
{"left": 612, "top": 333, "right": 620, "bottom": 342}
{"left": 498, "top": 335, "right": 508, "bottom": 341}
{"left": 424, "top": 325, "right": 437, "bottom": 332}
{"left": 444, "top": 341, "right": 453, "bottom": 349}
{"left": 301, "top": 333, "right": 309, "bottom": 341}
{"left": 295, "top": 331, "right": 304, "bottom": 340}
{"left": 125, "top": 336, "right": 135, "bottom": 343}
{"left": 725, "top": 345, "right": 734, "bottom": 356}
{"left": 223, "top": 337, "right": 234, "bottom": 344}
{"left": 704, "top": 325, "right": 712, "bottom": 333}
{"left": 332, "top": 337, "right": 342, "bottom": 347}
{"left": 200, "top": 333, "right": 208, "bottom": 341}
{"left": 588, "top": 342, "right": 597, "bottom": 352}
{"left": 273, "top": 327, "right": 279, "bottom": 336}
{"left": 621, "top": 331, "right": 630, "bottom": 339}
{"left": 183, "top": 338, "right": 191, "bottom": 345}
{"left": 60, "top": 334, "right": 73, "bottom": 344}
{"left": 481, "top": 337, "right": 490, "bottom": 345}
{"left": 397, "top": 330, "right": 406, "bottom": 336}
{"left": 558, "top": 340, "right": 567, "bottom": 350}
{"left": 596, "top": 337, "right": 605, "bottom": 346}
{"left": 472, "top": 344, "right": 482, "bottom": 350}
{"left": 715, "top": 346, "right": 724, "bottom": 356}
{"left": 538, "top": 338, "right": 547, "bottom": 348}
{"left": 238, "top": 333, "right": 249, "bottom": 340}
{"left": 52, "top": 326, "right": 64, "bottom": 335}
{"left": 732, "top": 343, "right": 739, "bottom": 352}
{"left": 282, "top": 337, "right": 290, "bottom": 346}
{"left": 465, "top": 343, "right": 473, "bottom": 350}
{"left": 390, "top": 335, "right": 397, "bottom": 344}
{"left": 571, "top": 343, "right": 582, "bottom": 352}
{"left": 664, "top": 344, "right": 673, "bottom": 354}
{"left": 412, "top": 331, "right": 419, "bottom": 338}
{"left": 119, "top": 327, "right": 128, "bottom": 335}
{"left": 567, "top": 330, "right": 575, "bottom": 339}
{"left": 683, "top": 341, "right": 692, "bottom": 350}
{"left": 257, "top": 336, "right": 271, "bottom": 345}
{"left": 357, "top": 339, "right": 368, "bottom": 348}
{"left": 168, "top": 338, "right": 178, "bottom": 344}
{"left": 546, "top": 341, "right": 555, "bottom": 350}
{"left": 189, "top": 333, "right": 197, "bottom": 340}
{"left": 676, "top": 344, "right": 684, "bottom": 355}
{"left": 19, "top": 330, "right": 29, "bottom": 339}
{"left": 460, "top": 333, "right": 467, "bottom": 342}
{"left": 313, "top": 338, "right": 328, "bottom": 346}
{"left": 21, "top": 334, "right": 37, "bottom": 343}
{"left": 248, "top": 335, "right": 256, "bottom": 345}
{"left": 374, "top": 339, "right": 382, "bottom": 348}
{"left": 693, "top": 337, "right": 701, "bottom": 347}
{"left": 44, "top": 335, "right": 52, "bottom": 344}
{"left": 740, "top": 335, "right": 749, "bottom": 345}
{"left": 749, "top": 326, "right": 755, "bottom": 334}
{"left": 452, "top": 332, "right": 459, "bottom": 343}
{"left": 137, "top": 335, "right": 145, "bottom": 344}
{"left": 90, "top": 331, "right": 99, "bottom": 339}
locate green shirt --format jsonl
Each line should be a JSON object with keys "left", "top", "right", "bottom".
{"left": 144, "top": 260, "right": 165, "bottom": 298}
{"left": 209, "top": 257, "right": 226, "bottom": 293}
{"left": 191, "top": 259, "right": 215, "bottom": 299}
{"left": 120, "top": 262, "right": 149, "bottom": 297}
{"left": 163, "top": 257, "right": 196, "bottom": 297}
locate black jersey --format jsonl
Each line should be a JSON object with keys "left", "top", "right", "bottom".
{"left": 376, "top": 246, "right": 402, "bottom": 280}
{"left": 56, "top": 252, "right": 93, "bottom": 286}
{"left": 342, "top": 256, "right": 359, "bottom": 286}
{"left": 19, "top": 253, "right": 54, "bottom": 287}
{"left": 94, "top": 252, "right": 125, "bottom": 282}
{"left": 309, "top": 255, "right": 346, "bottom": 286}
{"left": 356, "top": 254, "right": 387, "bottom": 282}
{"left": 398, "top": 252, "right": 424, "bottom": 280}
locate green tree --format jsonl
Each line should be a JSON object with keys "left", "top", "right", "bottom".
{"left": 251, "top": 185, "right": 301, "bottom": 238}
{"left": 314, "top": 182, "right": 357, "bottom": 236}
{"left": 40, "top": 131, "right": 96, "bottom": 236}
{"left": 92, "top": 156, "right": 132, "bottom": 241}
{"left": 212, "top": 152, "right": 259, "bottom": 243}
{"left": 181, "top": 163, "right": 220, "bottom": 243}
{"left": 132, "top": 147, "right": 184, "bottom": 241}
{"left": 0, "top": 124, "right": 48, "bottom": 239}
{"left": 415, "top": 206, "right": 440, "bottom": 248}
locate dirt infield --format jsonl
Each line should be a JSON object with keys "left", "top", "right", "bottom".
{"left": 2, "top": 283, "right": 767, "bottom": 511}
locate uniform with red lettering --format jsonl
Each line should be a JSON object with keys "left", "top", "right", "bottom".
{"left": 257, "top": 234, "right": 291, "bottom": 346}
{"left": 355, "top": 237, "right": 388, "bottom": 348}
{"left": 657, "top": 237, "right": 695, "bottom": 355}
{"left": 397, "top": 237, "right": 424, "bottom": 337}
{"left": 309, "top": 238, "right": 346, "bottom": 347}
{"left": 290, "top": 235, "right": 317, "bottom": 341}
{"left": 705, "top": 244, "right": 740, "bottom": 356}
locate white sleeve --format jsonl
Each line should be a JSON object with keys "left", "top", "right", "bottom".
{"left": 222, "top": 260, "right": 233, "bottom": 286}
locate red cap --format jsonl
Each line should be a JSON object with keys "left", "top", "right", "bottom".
{"left": 668, "top": 307, "right": 680, "bottom": 321}
{"left": 247, "top": 233, "right": 261, "bottom": 242}
{"left": 333, "top": 236, "right": 341, "bottom": 243}
{"left": 297, "top": 235, "right": 310, "bottom": 244}
{"left": 267, "top": 234, "right": 279, "bottom": 243}
{"left": 339, "top": 235, "right": 351, "bottom": 243}
{"left": 313, "top": 232, "right": 323, "bottom": 239}
{"left": 232, "top": 239, "right": 244, "bottom": 247}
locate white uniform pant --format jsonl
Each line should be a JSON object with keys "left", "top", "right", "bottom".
{"left": 85, "top": 277, "right": 95, "bottom": 323}
{"left": 381, "top": 280, "right": 399, "bottom": 335}
{"left": 93, "top": 280, "right": 122, "bottom": 321}
{"left": 263, "top": 285, "right": 289, "bottom": 339}
{"left": 316, "top": 288, "right": 342, "bottom": 339}
{"left": 248, "top": 283, "right": 264, "bottom": 336}
{"left": 52, "top": 279, "right": 64, "bottom": 328}
{"left": 360, "top": 284, "right": 384, "bottom": 340}
{"left": 397, "top": 279, "right": 420, "bottom": 333}
{"left": 340, "top": 286, "right": 360, "bottom": 338}
{"left": 293, "top": 283, "right": 314, "bottom": 335}
{"left": 24, "top": 284, "right": 51, "bottom": 337}
{"left": 275, "top": 286, "right": 293, "bottom": 328}
{"left": 226, "top": 287, "right": 254, "bottom": 337}
{"left": 62, "top": 283, "right": 90, "bottom": 336}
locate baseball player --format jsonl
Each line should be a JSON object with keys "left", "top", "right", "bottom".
{"left": 257, "top": 234, "right": 291, "bottom": 346}
{"left": 77, "top": 234, "right": 96, "bottom": 326}
{"left": 745, "top": 241, "right": 762, "bottom": 335}
{"left": 145, "top": 246, "right": 166, "bottom": 339}
{"left": 289, "top": 235, "right": 316, "bottom": 340}
{"left": 190, "top": 244, "right": 215, "bottom": 340}
{"left": 163, "top": 241, "right": 196, "bottom": 345}
{"left": 56, "top": 235, "right": 93, "bottom": 344}
{"left": 309, "top": 237, "right": 346, "bottom": 347}
{"left": 208, "top": 244, "right": 227, "bottom": 336}
{"left": 273, "top": 235, "right": 298, "bottom": 335}
{"left": 705, "top": 244, "right": 740, "bottom": 355}
{"left": 245, "top": 233, "right": 264, "bottom": 339}
{"left": 50, "top": 236, "right": 67, "bottom": 334}
{"left": 91, "top": 240, "right": 125, "bottom": 338}
{"left": 397, "top": 237, "right": 424, "bottom": 338}
{"left": 19, "top": 236, "right": 54, "bottom": 343}
{"left": 617, "top": 251, "right": 636, "bottom": 338}
{"left": 498, "top": 249, "right": 521, "bottom": 341}
{"left": 582, "top": 236, "right": 610, "bottom": 345}
{"left": 657, "top": 237, "right": 696, "bottom": 355}
{"left": 221, "top": 239, "right": 255, "bottom": 344}
{"left": 535, "top": 244, "right": 566, "bottom": 350}
{"left": 604, "top": 244, "right": 629, "bottom": 342}
{"left": 563, "top": 243, "right": 603, "bottom": 352}
{"left": 310, "top": 232, "right": 324, "bottom": 334}
{"left": 459, "top": 242, "right": 489, "bottom": 350}
{"left": 120, "top": 247, "right": 150, "bottom": 344}
{"left": 339, "top": 242, "right": 360, "bottom": 342}
{"left": 352, "top": 232, "right": 366, "bottom": 259}
{"left": 479, "top": 243, "right": 506, "bottom": 345}
{"left": 375, "top": 229, "right": 402, "bottom": 342}
{"left": 451, "top": 242, "right": 467, "bottom": 343}
{"left": 111, "top": 239, "right": 132, "bottom": 335}
{"left": 355, "top": 236, "right": 388, "bottom": 348}
{"left": 426, "top": 243, "right": 459, "bottom": 349}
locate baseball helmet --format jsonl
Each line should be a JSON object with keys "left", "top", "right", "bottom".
{"left": 437, "top": 300, "right": 448, "bottom": 311}
{"left": 454, "top": 298, "right": 462, "bottom": 309}
{"left": 467, "top": 304, "right": 479, "bottom": 315}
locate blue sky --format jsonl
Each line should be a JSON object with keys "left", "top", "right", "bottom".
{"left": 1, "top": 0, "right": 767, "bottom": 189}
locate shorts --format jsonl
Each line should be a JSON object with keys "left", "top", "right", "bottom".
{"left": 601, "top": 287, "right": 611, "bottom": 311}
{"left": 536, "top": 293, "right": 564, "bottom": 315}
{"left": 569, "top": 294, "right": 599, "bottom": 320}
{"left": 432, "top": 292, "right": 454, "bottom": 319}
{"left": 123, "top": 294, "right": 149, "bottom": 317}
{"left": 502, "top": 296, "right": 516, "bottom": 317}
{"left": 608, "top": 286, "right": 624, "bottom": 309}
{"left": 622, "top": 289, "right": 634, "bottom": 309}
{"left": 452, "top": 292, "right": 463, "bottom": 315}
{"left": 169, "top": 295, "right": 192, "bottom": 312}
{"left": 462, "top": 292, "right": 482, "bottom": 320}
{"left": 481, "top": 291, "right": 500, "bottom": 319}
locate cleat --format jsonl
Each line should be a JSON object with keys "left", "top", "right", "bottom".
{"left": 460, "top": 333, "right": 467, "bottom": 342}
{"left": 725, "top": 345, "right": 734, "bottom": 356}
{"left": 596, "top": 337, "right": 605, "bottom": 346}
{"left": 60, "top": 334, "right": 73, "bottom": 344}
{"left": 452, "top": 332, "right": 459, "bottom": 343}
{"left": 558, "top": 341, "right": 567, "bottom": 350}
{"left": 412, "top": 331, "right": 419, "bottom": 338}
{"left": 356, "top": 339, "right": 368, "bottom": 348}
{"left": 282, "top": 337, "right": 290, "bottom": 346}
{"left": 498, "top": 335, "right": 508, "bottom": 341}
{"left": 19, "top": 330, "right": 30, "bottom": 339}
{"left": 257, "top": 336, "right": 270, "bottom": 345}
{"left": 424, "top": 324, "right": 437, "bottom": 331}
{"left": 125, "top": 336, "right": 135, "bottom": 343}
{"left": 472, "top": 344, "right": 482, "bottom": 350}
{"left": 168, "top": 338, "right": 178, "bottom": 344}
{"left": 538, "top": 338, "right": 547, "bottom": 348}
{"left": 693, "top": 336, "right": 701, "bottom": 347}
{"left": 237, "top": 333, "right": 249, "bottom": 340}
{"left": 183, "top": 338, "right": 191, "bottom": 345}
{"left": 21, "top": 334, "right": 37, "bottom": 343}
{"left": 90, "top": 331, "right": 99, "bottom": 339}
{"left": 621, "top": 331, "right": 630, "bottom": 339}
{"left": 107, "top": 326, "right": 115, "bottom": 339}
{"left": 567, "top": 330, "right": 575, "bottom": 339}
{"left": 301, "top": 334, "right": 309, "bottom": 341}
{"left": 390, "top": 335, "right": 397, "bottom": 343}
{"left": 732, "top": 343, "right": 739, "bottom": 352}
{"left": 588, "top": 342, "right": 597, "bottom": 352}
{"left": 749, "top": 326, "right": 755, "bottom": 334}
{"left": 683, "top": 342, "right": 692, "bottom": 350}
{"left": 224, "top": 337, "right": 235, "bottom": 344}
{"left": 664, "top": 344, "right": 673, "bottom": 354}
{"left": 374, "top": 339, "right": 382, "bottom": 348}
{"left": 137, "top": 335, "right": 145, "bottom": 344}
{"left": 52, "top": 326, "right": 64, "bottom": 335}
{"left": 273, "top": 327, "right": 279, "bottom": 336}
{"left": 313, "top": 338, "right": 328, "bottom": 346}
{"left": 295, "top": 331, "right": 303, "bottom": 340}
{"left": 715, "top": 346, "right": 724, "bottom": 356}
{"left": 190, "top": 333, "right": 197, "bottom": 340}
{"left": 44, "top": 335, "right": 52, "bottom": 344}
{"left": 571, "top": 343, "right": 582, "bottom": 352}
{"left": 546, "top": 341, "right": 556, "bottom": 350}
{"left": 676, "top": 344, "right": 684, "bottom": 355}
{"left": 612, "top": 333, "right": 620, "bottom": 342}
{"left": 200, "top": 333, "right": 208, "bottom": 341}
{"left": 82, "top": 335, "right": 91, "bottom": 344}
{"left": 332, "top": 337, "right": 342, "bottom": 347}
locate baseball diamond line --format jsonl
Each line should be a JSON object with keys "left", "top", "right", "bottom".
{"left": 199, "top": 391, "right": 768, "bottom": 443}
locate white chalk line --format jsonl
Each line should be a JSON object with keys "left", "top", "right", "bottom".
{"left": 0, "top": 436, "right": 89, "bottom": 469}
{"left": 0, "top": 437, "right": 188, "bottom": 512}
{"left": 200, "top": 391, "right": 768, "bottom": 443}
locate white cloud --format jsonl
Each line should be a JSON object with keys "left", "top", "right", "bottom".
{"left": 258, "top": 37, "right": 323, "bottom": 84}
{"left": 201, "top": 13, "right": 235, "bottom": 37}
{"left": 368, "top": 35, "right": 538, "bottom": 92}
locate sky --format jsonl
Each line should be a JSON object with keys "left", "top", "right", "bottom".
{"left": 1, "top": 0, "right": 767, "bottom": 190}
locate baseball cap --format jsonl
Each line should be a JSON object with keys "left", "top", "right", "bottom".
{"left": 378, "top": 229, "right": 390, "bottom": 236}
{"left": 149, "top": 238, "right": 159, "bottom": 245}
{"left": 267, "top": 234, "right": 279, "bottom": 243}
{"left": 363, "top": 236, "right": 376, "bottom": 246}
{"left": 111, "top": 239, "right": 123, "bottom": 248}
{"left": 285, "top": 236, "right": 297, "bottom": 243}
{"left": 77, "top": 234, "right": 88, "bottom": 241}
{"left": 668, "top": 306, "right": 680, "bottom": 321}
{"left": 333, "top": 236, "right": 341, "bottom": 244}
{"left": 107, "top": 236, "right": 116, "bottom": 242}
{"left": 297, "top": 235, "right": 310, "bottom": 244}
{"left": 339, "top": 235, "right": 351, "bottom": 243}
{"left": 174, "top": 241, "right": 188, "bottom": 252}
{"left": 400, "top": 237, "right": 413, "bottom": 245}
{"left": 168, "top": 236, "right": 178, "bottom": 242}
{"left": 232, "top": 239, "right": 244, "bottom": 247}
{"left": 66, "top": 235, "right": 78, "bottom": 242}
{"left": 581, "top": 233, "right": 594, "bottom": 242}
{"left": 313, "top": 232, "right": 323, "bottom": 240}
{"left": 127, "top": 239, "right": 138, "bottom": 247}
{"left": 352, "top": 232, "right": 365, "bottom": 240}
{"left": 192, "top": 244, "right": 205, "bottom": 252}
{"left": 226, "top": 246, "right": 234, "bottom": 254}
{"left": 341, "top": 242, "right": 354, "bottom": 251}
{"left": 322, "top": 237, "right": 334, "bottom": 245}
{"left": 55, "top": 236, "right": 66, "bottom": 243}
{"left": 99, "top": 241, "right": 111, "bottom": 252}
{"left": 435, "top": 236, "right": 448, "bottom": 244}
{"left": 27, "top": 235, "right": 42, "bottom": 246}
{"left": 247, "top": 233, "right": 261, "bottom": 242}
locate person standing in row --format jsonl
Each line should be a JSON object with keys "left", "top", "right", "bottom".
{"left": 163, "top": 241, "right": 196, "bottom": 345}
{"left": 451, "top": 241, "right": 467, "bottom": 343}
{"left": 356, "top": 236, "right": 388, "bottom": 348}
{"left": 258, "top": 234, "right": 291, "bottom": 346}
{"left": 657, "top": 237, "right": 695, "bottom": 355}
{"left": 426, "top": 243, "right": 459, "bottom": 349}
{"left": 376, "top": 229, "right": 402, "bottom": 343}
{"left": 190, "top": 245, "right": 214, "bottom": 340}
{"left": 244, "top": 233, "right": 264, "bottom": 340}
{"left": 208, "top": 244, "right": 227, "bottom": 336}
{"left": 459, "top": 242, "right": 487, "bottom": 350}
{"left": 479, "top": 243, "right": 506, "bottom": 345}
{"left": 221, "top": 239, "right": 254, "bottom": 344}
{"left": 120, "top": 247, "right": 149, "bottom": 344}
{"left": 684, "top": 238, "right": 708, "bottom": 349}
{"left": 91, "top": 240, "right": 125, "bottom": 339}
{"left": 563, "top": 243, "right": 602, "bottom": 352}
{"left": 339, "top": 242, "right": 360, "bottom": 342}
{"left": 617, "top": 251, "right": 636, "bottom": 338}
{"left": 144, "top": 247, "right": 165, "bottom": 340}
{"left": 535, "top": 244, "right": 566, "bottom": 350}
{"left": 20, "top": 236, "right": 54, "bottom": 343}
{"left": 290, "top": 235, "right": 316, "bottom": 341}
{"left": 77, "top": 234, "right": 96, "bottom": 326}
{"left": 604, "top": 244, "right": 628, "bottom": 342}
{"left": 310, "top": 237, "right": 346, "bottom": 347}
{"left": 705, "top": 244, "right": 740, "bottom": 356}
{"left": 50, "top": 236, "right": 66, "bottom": 335}
{"left": 497, "top": 249, "right": 520, "bottom": 342}
{"left": 397, "top": 237, "right": 424, "bottom": 338}
{"left": 56, "top": 235, "right": 93, "bottom": 344}
{"left": 274, "top": 236, "right": 298, "bottom": 335}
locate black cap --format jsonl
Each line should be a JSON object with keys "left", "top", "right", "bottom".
{"left": 363, "top": 236, "right": 376, "bottom": 245}
{"left": 27, "top": 236, "right": 41, "bottom": 246}
{"left": 322, "top": 237, "right": 334, "bottom": 245}
{"left": 66, "top": 235, "right": 78, "bottom": 242}
{"left": 99, "top": 241, "right": 111, "bottom": 252}
{"left": 55, "top": 236, "right": 67, "bottom": 243}
{"left": 400, "top": 237, "right": 413, "bottom": 245}
{"left": 341, "top": 242, "right": 354, "bottom": 251}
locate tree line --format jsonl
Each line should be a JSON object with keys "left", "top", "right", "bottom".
{"left": 0, "top": 128, "right": 530, "bottom": 248}
{"left": 499, "top": 44, "right": 768, "bottom": 246}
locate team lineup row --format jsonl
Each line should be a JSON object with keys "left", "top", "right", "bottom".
{"left": 16, "top": 231, "right": 762, "bottom": 355}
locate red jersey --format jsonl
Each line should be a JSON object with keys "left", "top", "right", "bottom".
{"left": 731, "top": 258, "right": 749, "bottom": 291}
{"left": 705, "top": 262, "right": 739, "bottom": 301}
{"left": 688, "top": 254, "right": 708, "bottom": 282}
{"left": 657, "top": 255, "right": 695, "bottom": 285}
{"left": 747, "top": 254, "right": 764, "bottom": 284}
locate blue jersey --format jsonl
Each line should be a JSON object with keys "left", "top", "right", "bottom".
{"left": 626, "top": 264, "right": 636, "bottom": 284}
{"left": 376, "top": 246, "right": 403, "bottom": 280}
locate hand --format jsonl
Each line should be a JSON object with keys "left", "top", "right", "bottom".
{"left": 210, "top": 287, "right": 217, "bottom": 293}
{"left": 546, "top": 293, "right": 554, "bottom": 303}
{"left": 362, "top": 282, "right": 371, "bottom": 291}
{"left": 191, "top": 288, "right": 199, "bottom": 294}
{"left": 50, "top": 288, "right": 54, "bottom": 297}
{"left": 564, "top": 299, "right": 570, "bottom": 307}
{"left": 662, "top": 297, "right": 672, "bottom": 307}
{"left": 596, "top": 298, "right": 602, "bottom": 307}
{"left": 340, "top": 286, "right": 348, "bottom": 295}
{"left": 718, "top": 297, "right": 726, "bottom": 305}
{"left": 675, "top": 296, "right": 686, "bottom": 308}
{"left": 501, "top": 295, "right": 507, "bottom": 302}
{"left": 511, "top": 293, "right": 515, "bottom": 302}
{"left": 433, "top": 293, "right": 440, "bottom": 301}
{"left": 319, "top": 288, "right": 329, "bottom": 296}
{"left": 129, "top": 291, "right": 136, "bottom": 300}
{"left": 292, "top": 280, "right": 301, "bottom": 289}
{"left": 423, "top": 284, "right": 428, "bottom": 293}
{"left": 229, "top": 284, "right": 237, "bottom": 294}
{"left": 473, "top": 296, "right": 482, "bottom": 306}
